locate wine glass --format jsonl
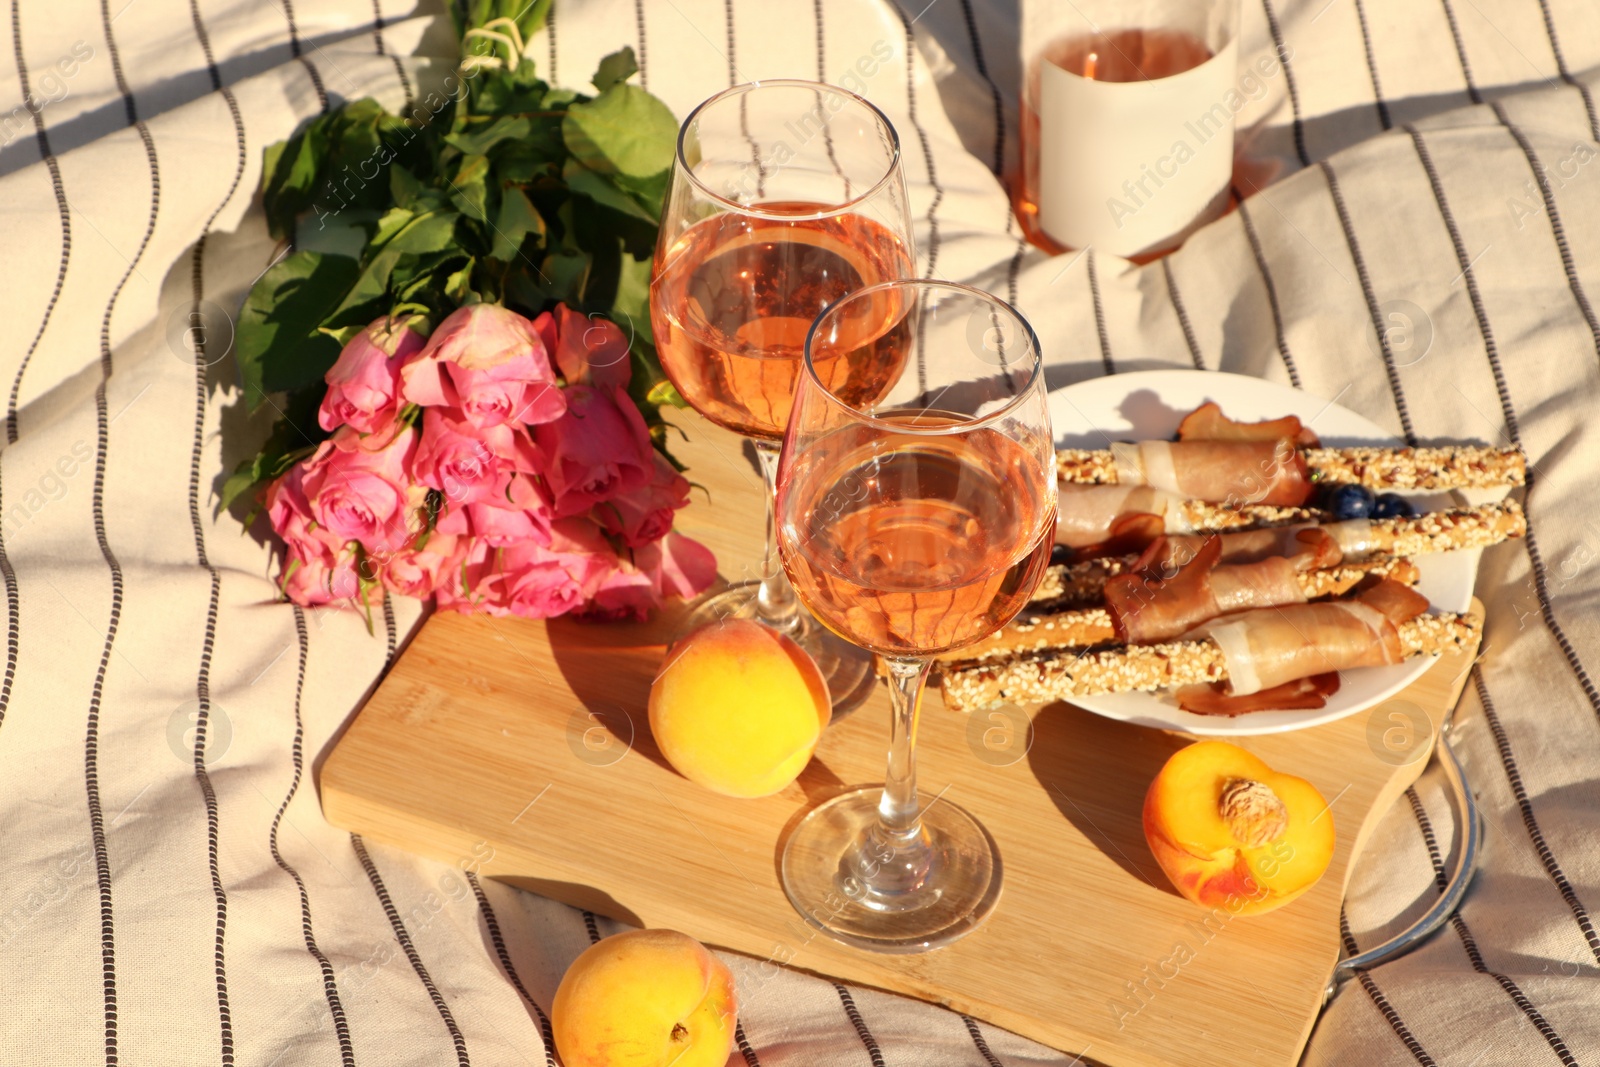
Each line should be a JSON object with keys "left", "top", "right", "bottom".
{"left": 775, "top": 280, "right": 1056, "bottom": 951}
{"left": 650, "top": 80, "right": 916, "bottom": 711}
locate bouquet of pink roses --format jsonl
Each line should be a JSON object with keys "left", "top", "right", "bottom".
{"left": 263, "top": 303, "right": 715, "bottom": 620}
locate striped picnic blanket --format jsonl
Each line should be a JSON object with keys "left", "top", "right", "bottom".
{"left": 0, "top": 0, "right": 1596, "bottom": 1062}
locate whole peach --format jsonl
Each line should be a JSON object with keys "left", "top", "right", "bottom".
{"left": 552, "top": 929, "right": 737, "bottom": 1067}
{"left": 648, "top": 619, "right": 830, "bottom": 798}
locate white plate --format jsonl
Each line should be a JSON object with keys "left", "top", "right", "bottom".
{"left": 1048, "top": 369, "right": 1478, "bottom": 736}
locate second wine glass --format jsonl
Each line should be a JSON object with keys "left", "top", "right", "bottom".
{"left": 775, "top": 281, "right": 1057, "bottom": 951}
{"left": 650, "top": 80, "right": 916, "bottom": 710}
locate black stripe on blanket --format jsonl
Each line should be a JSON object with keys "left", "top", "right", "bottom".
{"left": 1408, "top": 768, "right": 1582, "bottom": 1064}
{"left": 543, "top": 0, "right": 557, "bottom": 85}
{"left": 1087, "top": 248, "right": 1114, "bottom": 375}
{"left": 960, "top": 1014, "right": 1005, "bottom": 1067}
{"left": 1232, "top": 193, "right": 1302, "bottom": 387}
{"left": 1338, "top": 908, "right": 1438, "bottom": 1066}
{"left": 1475, "top": 672, "right": 1600, "bottom": 966}
{"left": 632, "top": 0, "right": 648, "bottom": 90}
{"left": 181, "top": 6, "right": 250, "bottom": 1059}
{"left": 369, "top": 0, "right": 414, "bottom": 112}
{"left": 1407, "top": 123, "right": 1600, "bottom": 725}
{"left": 1162, "top": 258, "right": 1204, "bottom": 370}
{"left": 956, "top": 0, "right": 1004, "bottom": 177}
{"left": 735, "top": 1021, "right": 762, "bottom": 1066}
{"left": 1533, "top": 0, "right": 1600, "bottom": 143}
{"left": 1436, "top": 0, "right": 1482, "bottom": 106}
{"left": 1259, "top": 0, "right": 1309, "bottom": 167}
{"left": 811, "top": 0, "right": 849, "bottom": 196}
{"left": 1, "top": 0, "right": 72, "bottom": 738}
{"left": 352, "top": 835, "right": 471, "bottom": 1065}
{"left": 1317, "top": 159, "right": 1418, "bottom": 445}
{"left": 7, "top": 0, "right": 71, "bottom": 448}
{"left": 889, "top": 0, "right": 944, "bottom": 282}
{"left": 87, "top": 0, "right": 162, "bottom": 1055}
{"left": 1491, "top": 102, "right": 1600, "bottom": 368}
{"left": 948, "top": 0, "right": 1028, "bottom": 308}
{"left": 279, "top": 0, "right": 329, "bottom": 112}
{"left": 271, "top": 610, "right": 355, "bottom": 1066}
{"left": 834, "top": 985, "right": 886, "bottom": 1067}
{"left": 464, "top": 871, "right": 555, "bottom": 1067}
{"left": 1351, "top": 0, "right": 1391, "bottom": 131}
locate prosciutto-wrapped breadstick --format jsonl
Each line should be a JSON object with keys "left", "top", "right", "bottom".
{"left": 937, "top": 556, "right": 1421, "bottom": 665}
{"left": 1057, "top": 440, "right": 1316, "bottom": 505}
{"left": 1054, "top": 483, "right": 1324, "bottom": 549}
{"left": 939, "top": 582, "right": 1480, "bottom": 713}
{"left": 1037, "top": 500, "right": 1524, "bottom": 605}
{"left": 1056, "top": 442, "right": 1525, "bottom": 496}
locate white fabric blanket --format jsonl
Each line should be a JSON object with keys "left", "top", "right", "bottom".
{"left": 0, "top": 0, "right": 1597, "bottom": 1062}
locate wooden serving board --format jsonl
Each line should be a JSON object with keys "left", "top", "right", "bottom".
{"left": 321, "top": 411, "right": 1481, "bottom": 1067}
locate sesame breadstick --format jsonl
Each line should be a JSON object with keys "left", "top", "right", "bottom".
{"left": 1056, "top": 444, "right": 1525, "bottom": 490}
{"left": 938, "top": 612, "right": 1481, "bottom": 712}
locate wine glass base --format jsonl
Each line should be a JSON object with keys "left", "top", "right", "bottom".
{"left": 780, "top": 786, "right": 1003, "bottom": 953}
{"left": 679, "top": 582, "right": 877, "bottom": 716}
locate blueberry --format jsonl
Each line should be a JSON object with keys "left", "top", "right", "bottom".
{"left": 1371, "top": 492, "right": 1415, "bottom": 519}
{"left": 1049, "top": 543, "right": 1073, "bottom": 566}
{"left": 1325, "top": 484, "right": 1376, "bottom": 519}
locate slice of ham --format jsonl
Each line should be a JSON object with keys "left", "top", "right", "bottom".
{"left": 1055, "top": 484, "right": 1181, "bottom": 549}
{"left": 1183, "top": 578, "right": 1430, "bottom": 696}
{"left": 1104, "top": 535, "right": 1313, "bottom": 644}
{"left": 1177, "top": 673, "right": 1341, "bottom": 716}
{"left": 1151, "top": 526, "right": 1342, "bottom": 571}
{"left": 1176, "top": 400, "right": 1322, "bottom": 447}
{"left": 1109, "top": 439, "right": 1314, "bottom": 506}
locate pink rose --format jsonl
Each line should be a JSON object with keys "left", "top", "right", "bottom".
{"left": 435, "top": 529, "right": 606, "bottom": 619}
{"left": 319, "top": 315, "right": 424, "bottom": 435}
{"left": 583, "top": 562, "right": 655, "bottom": 621}
{"left": 579, "top": 531, "right": 716, "bottom": 621}
{"left": 434, "top": 473, "right": 553, "bottom": 547}
{"left": 413, "top": 407, "right": 538, "bottom": 508}
{"left": 534, "top": 304, "right": 631, "bottom": 390}
{"left": 384, "top": 535, "right": 466, "bottom": 600}
{"left": 300, "top": 425, "right": 421, "bottom": 553}
{"left": 640, "top": 532, "right": 717, "bottom": 601}
{"left": 598, "top": 452, "right": 692, "bottom": 547}
{"left": 265, "top": 462, "right": 338, "bottom": 555}
{"left": 400, "top": 304, "right": 565, "bottom": 428}
{"left": 281, "top": 542, "right": 372, "bottom": 606}
{"left": 533, "top": 384, "right": 655, "bottom": 517}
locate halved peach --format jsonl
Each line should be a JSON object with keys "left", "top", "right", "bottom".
{"left": 1142, "top": 740, "right": 1335, "bottom": 916}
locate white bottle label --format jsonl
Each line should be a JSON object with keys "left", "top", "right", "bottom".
{"left": 1038, "top": 38, "right": 1236, "bottom": 257}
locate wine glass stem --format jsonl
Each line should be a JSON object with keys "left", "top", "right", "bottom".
{"left": 753, "top": 440, "right": 801, "bottom": 633}
{"left": 878, "top": 656, "right": 928, "bottom": 834}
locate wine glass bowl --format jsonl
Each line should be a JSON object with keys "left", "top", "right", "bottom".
{"left": 649, "top": 81, "right": 917, "bottom": 712}
{"left": 775, "top": 281, "right": 1055, "bottom": 951}
{"left": 651, "top": 81, "right": 915, "bottom": 440}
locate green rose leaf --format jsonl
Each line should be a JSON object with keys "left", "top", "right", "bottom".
{"left": 236, "top": 250, "right": 360, "bottom": 406}
{"left": 448, "top": 154, "right": 492, "bottom": 222}
{"left": 562, "top": 83, "right": 676, "bottom": 180}
{"left": 591, "top": 47, "right": 638, "bottom": 92}
{"left": 261, "top": 119, "right": 330, "bottom": 239}
{"left": 445, "top": 115, "right": 533, "bottom": 157}
{"left": 389, "top": 210, "right": 461, "bottom": 254}
{"left": 491, "top": 186, "right": 545, "bottom": 263}
{"left": 563, "top": 162, "right": 657, "bottom": 224}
